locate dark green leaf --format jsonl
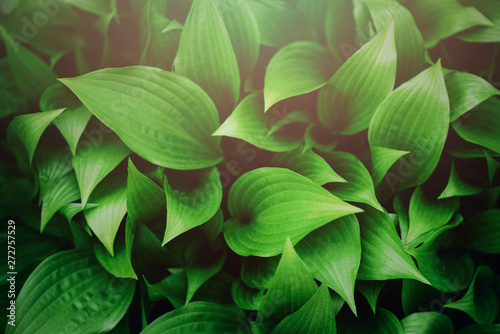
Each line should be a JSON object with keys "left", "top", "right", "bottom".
{"left": 459, "top": 209, "right": 500, "bottom": 254}
{"left": 400, "top": 312, "right": 454, "bottom": 334}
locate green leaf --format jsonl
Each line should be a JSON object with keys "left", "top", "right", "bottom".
{"left": 406, "top": 0, "right": 493, "bottom": 47}
{"left": 253, "top": 238, "right": 318, "bottom": 334}
{"left": 485, "top": 151, "right": 500, "bottom": 186}
{"left": 224, "top": 167, "right": 362, "bottom": 257}
{"left": 241, "top": 256, "right": 279, "bottom": 289}
{"left": 60, "top": 66, "right": 224, "bottom": 170}
{"left": 459, "top": 209, "right": 500, "bottom": 254}
{"left": 7, "top": 108, "right": 65, "bottom": 165}
{"left": 296, "top": 0, "right": 330, "bottom": 40}
{"left": 325, "top": 0, "right": 357, "bottom": 62}
{"left": 6, "top": 248, "right": 135, "bottom": 334}
{"left": 145, "top": 271, "right": 187, "bottom": 308}
{"left": 323, "top": 151, "right": 383, "bottom": 212}
{"left": 263, "top": 41, "right": 337, "bottom": 111}
{"left": 163, "top": 167, "right": 222, "bottom": 244}
{"left": 357, "top": 207, "right": 429, "bottom": 284}
{"left": 337, "top": 307, "right": 403, "bottom": 334}
{"left": 53, "top": 105, "right": 93, "bottom": 156}
{"left": 245, "top": 0, "right": 317, "bottom": 48}
{"left": 438, "top": 160, "right": 484, "bottom": 199}
{"left": 175, "top": 0, "right": 240, "bottom": 115}
{"left": 446, "top": 71, "right": 500, "bottom": 122}
{"left": 405, "top": 186, "right": 459, "bottom": 246}
{"left": 445, "top": 266, "right": 499, "bottom": 324}
{"left": 317, "top": 21, "right": 396, "bottom": 134}
{"left": 370, "top": 146, "right": 410, "bottom": 187}
{"left": 295, "top": 215, "right": 361, "bottom": 315}
{"left": 267, "top": 110, "right": 314, "bottom": 137}
{"left": 369, "top": 61, "right": 449, "bottom": 192}
{"left": 213, "top": 91, "right": 304, "bottom": 152}
{"left": 41, "top": 173, "right": 80, "bottom": 232}
{"left": 213, "top": 0, "right": 260, "bottom": 81}
{"left": 356, "top": 280, "right": 384, "bottom": 314}
{"left": 0, "top": 25, "right": 57, "bottom": 100}
{"left": 452, "top": 97, "right": 500, "bottom": 155}
{"left": 127, "top": 158, "right": 165, "bottom": 225}
{"left": 72, "top": 136, "right": 130, "bottom": 207}
{"left": 84, "top": 177, "right": 127, "bottom": 256}
{"left": 231, "top": 278, "right": 264, "bottom": 310}
{"left": 400, "top": 312, "right": 454, "bottom": 334}
{"left": 271, "top": 148, "right": 346, "bottom": 186}
{"left": 458, "top": 0, "right": 500, "bottom": 42}
{"left": 456, "top": 324, "right": 500, "bottom": 334}
{"left": 140, "top": 302, "right": 247, "bottom": 334}
{"left": 0, "top": 57, "right": 29, "bottom": 119}
{"left": 271, "top": 283, "right": 336, "bottom": 334}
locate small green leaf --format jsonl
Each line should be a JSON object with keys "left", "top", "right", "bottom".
{"left": 231, "top": 278, "right": 264, "bottom": 311}
{"left": 60, "top": 66, "right": 224, "bottom": 170}
{"left": 369, "top": 61, "right": 449, "bottom": 192}
{"left": 439, "top": 160, "right": 484, "bottom": 199}
{"left": 271, "top": 283, "right": 336, "bottom": 334}
{"left": 356, "top": 280, "right": 384, "bottom": 314}
{"left": 445, "top": 266, "right": 499, "bottom": 325}
{"left": 224, "top": 167, "right": 362, "bottom": 257}
{"left": 400, "top": 312, "right": 454, "bottom": 334}
{"left": 271, "top": 148, "right": 346, "bottom": 185}
{"left": 459, "top": 209, "right": 500, "bottom": 254}
{"left": 357, "top": 207, "right": 429, "bottom": 284}
{"left": 264, "top": 41, "right": 337, "bottom": 111}
{"left": 370, "top": 146, "right": 410, "bottom": 187}
{"left": 163, "top": 167, "right": 222, "bottom": 244}
{"left": 175, "top": 0, "right": 240, "bottom": 115}
{"left": 318, "top": 21, "right": 396, "bottom": 134}
{"left": 6, "top": 248, "right": 135, "bottom": 334}
{"left": 296, "top": 215, "right": 361, "bottom": 315}
{"left": 72, "top": 136, "right": 130, "bottom": 207}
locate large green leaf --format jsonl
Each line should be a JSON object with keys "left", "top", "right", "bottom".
{"left": 452, "top": 97, "right": 500, "bottom": 155}
{"left": 406, "top": 0, "right": 493, "bottom": 47}
{"left": 175, "top": 0, "right": 240, "bottom": 115}
{"left": 271, "top": 283, "right": 336, "bottom": 334}
{"left": 263, "top": 41, "right": 337, "bottom": 111}
{"left": 253, "top": 238, "right": 318, "bottom": 334}
{"left": 163, "top": 167, "right": 222, "bottom": 244}
{"left": 60, "top": 66, "right": 224, "bottom": 170}
{"left": 369, "top": 61, "right": 449, "bottom": 192}
{"left": 317, "top": 21, "right": 396, "bottom": 134}
{"left": 400, "top": 312, "right": 454, "bottom": 334}
{"left": 140, "top": 302, "right": 247, "bottom": 334}
{"left": 459, "top": 209, "right": 500, "bottom": 254}
{"left": 357, "top": 207, "right": 429, "bottom": 284}
{"left": 270, "top": 148, "right": 346, "bottom": 185}
{"left": 213, "top": 91, "right": 304, "bottom": 152}
{"left": 296, "top": 215, "right": 361, "bottom": 315}
{"left": 224, "top": 167, "right": 362, "bottom": 257}
{"left": 458, "top": 0, "right": 500, "bottom": 42}
{"left": 6, "top": 248, "right": 135, "bottom": 334}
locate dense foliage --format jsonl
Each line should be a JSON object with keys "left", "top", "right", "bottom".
{"left": 1, "top": 0, "right": 500, "bottom": 333}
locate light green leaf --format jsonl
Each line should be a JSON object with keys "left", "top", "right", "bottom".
{"left": 370, "top": 146, "right": 410, "bottom": 187}
{"left": 459, "top": 209, "right": 500, "bottom": 254}
{"left": 175, "top": 0, "right": 240, "bottom": 115}
{"left": 60, "top": 66, "right": 224, "bottom": 170}
{"left": 357, "top": 207, "right": 429, "bottom": 284}
{"left": 356, "top": 280, "right": 384, "bottom": 314}
{"left": 271, "top": 148, "right": 346, "bottom": 185}
{"left": 296, "top": 215, "right": 361, "bottom": 315}
{"left": 405, "top": 186, "right": 459, "bottom": 246}
{"left": 72, "top": 136, "right": 130, "bottom": 207}
{"left": 163, "top": 167, "right": 222, "bottom": 244}
{"left": 452, "top": 97, "right": 500, "bottom": 155}
{"left": 224, "top": 167, "right": 362, "bottom": 257}
{"left": 445, "top": 266, "right": 499, "bottom": 325}
{"left": 140, "top": 302, "right": 247, "bottom": 334}
{"left": 406, "top": 0, "right": 493, "bottom": 47}
{"left": 231, "top": 278, "right": 264, "bottom": 310}
{"left": 0, "top": 25, "right": 57, "bottom": 100}
{"left": 127, "top": 158, "right": 165, "bottom": 225}
{"left": 318, "top": 22, "right": 396, "bottom": 135}
{"left": 323, "top": 151, "right": 383, "bottom": 212}
{"left": 400, "top": 312, "right": 454, "bottom": 334}
{"left": 213, "top": 0, "right": 260, "bottom": 81}
{"left": 84, "top": 177, "right": 127, "bottom": 256}
{"left": 271, "top": 283, "right": 336, "bottom": 334}
{"left": 253, "top": 238, "right": 318, "bottom": 334}
{"left": 6, "top": 248, "right": 135, "bottom": 334}
{"left": 7, "top": 108, "right": 65, "bottom": 165}
{"left": 458, "top": 0, "right": 500, "bottom": 42}
{"left": 41, "top": 173, "right": 80, "bottom": 232}
{"left": 59, "top": 202, "right": 97, "bottom": 224}
{"left": 241, "top": 256, "right": 279, "bottom": 290}
{"left": 213, "top": 91, "right": 304, "bottom": 152}
{"left": 325, "top": 0, "right": 357, "bottom": 62}
{"left": 337, "top": 307, "right": 403, "bottom": 334}
{"left": 245, "top": 0, "right": 317, "bottom": 48}
{"left": 369, "top": 61, "right": 449, "bottom": 192}
{"left": 264, "top": 41, "right": 337, "bottom": 111}
{"left": 266, "top": 110, "right": 314, "bottom": 137}
{"left": 438, "top": 160, "right": 484, "bottom": 199}
{"left": 296, "top": 0, "right": 329, "bottom": 40}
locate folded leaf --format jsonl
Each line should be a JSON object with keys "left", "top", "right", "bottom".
{"left": 370, "top": 146, "right": 410, "bottom": 187}
{"left": 459, "top": 209, "right": 500, "bottom": 254}
{"left": 175, "top": 0, "right": 240, "bottom": 115}
{"left": 264, "top": 41, "right": 337, "bottom": 111}
{"left": 400, "top": 312, "right": 454, "bottom": 334}
{"left": 224, "top": 167, "right": 362, "bottom": 257}
{"left": 318, "top": 21, "right": 396, "bottom": 134}
{"left": 60, "top": 66, "right": 224, "bottom": 170}
{"left": 369, "top": 61, "right": 449, "bottom": 192}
